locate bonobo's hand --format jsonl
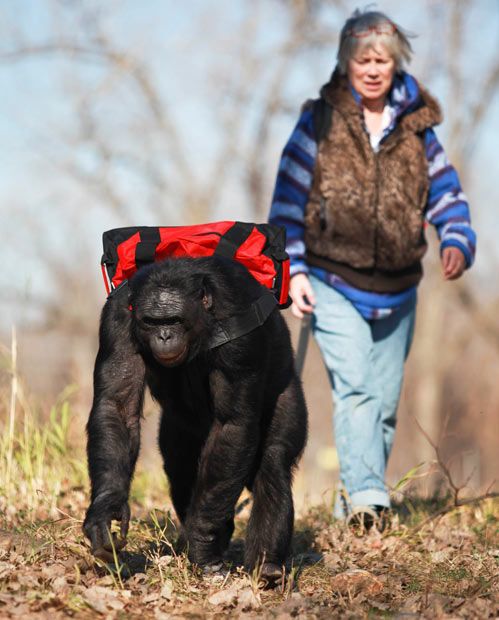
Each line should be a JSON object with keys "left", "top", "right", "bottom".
{"left": 83, "top": 492, "right": 130, "bottom": 562}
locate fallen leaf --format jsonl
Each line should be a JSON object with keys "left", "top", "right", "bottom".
{"left": 41, "top": 564, "right": 66, "bottom": 580}
{"left": 107, "top": 598, "right": 126, "bottom": 611}
{"left": 237, "top": 587, "right": 261, "bottom": 611}
{"left": 52, "top": 576, "right": 68, "bottom": 593}
{"left": 97, "top": 575, "right": 116, "bottom": 586}
{"left": 82, "top": 585, "right": 125, "bottom": 614}
{"left": 0, "top": 562, "right": 16, "bottom": 579}
{"left": 400, "top": 594, "right": 420, "bottom": 613}
{"left": 154, "top": 610, "right": 173, "bottom": 620}
{"left": 323, "top": 551, "right": 342, "bottom": 570}
{"left": 6, "top": 603, "right": 31, "bottom": 617}
{"left": 274, "top": 592, "right": 313, "bottom": 617}
{"left": 143, "top": 592, "right": 161, "bottom": 604}
{"left": 160, "top": 579, "right": 174, "bottom": 600}
{"left": 330, "top": 569, "right": 383, "bottom": 596}
{"left": 7, "top": 581, "right": 21, "bottom": 592}
{"left": 207, "top": 586, "right": 239, "bottom": 607}
{"left": 0, "top": 532, "right": 14, "bottom": 552}
{"left": 157, "top": 555, "right": 174, "bottom": 567}
{"left": 430, "top": 548, "right": 452, "bottom": 563}
{"left": 17, "top": 573, "right": 40, "bottom": 588}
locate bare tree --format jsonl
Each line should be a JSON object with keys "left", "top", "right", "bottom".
{"left": 0, "top": 0, "right": 498, "bottom": 483}
{"left": 0, "top": 0, "right": 341, "bottom": 319}
{"left": 405, "top": 0, "right": 499, "bottom": 480}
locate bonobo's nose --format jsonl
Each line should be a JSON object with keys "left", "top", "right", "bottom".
{"left": 158, "top": 331, "right": 171, "bottom": 342}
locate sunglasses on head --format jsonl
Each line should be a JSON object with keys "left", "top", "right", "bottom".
{"left": 345, "top": 23, "right": 396, "bottom": 38}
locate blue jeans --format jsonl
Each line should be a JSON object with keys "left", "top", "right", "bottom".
{"left": 309, "top": 274, "right": 416, "bottom": 518}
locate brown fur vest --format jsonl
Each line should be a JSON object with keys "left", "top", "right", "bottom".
{"left": 304, "top": 72, "right": 442, "bottom": 292}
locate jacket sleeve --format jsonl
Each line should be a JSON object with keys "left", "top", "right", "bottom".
{"left": 424, "top": 128, "right": 476, "bottom": 268}
{"left": 268, "top": 107, "right": 317, "bottom": 276}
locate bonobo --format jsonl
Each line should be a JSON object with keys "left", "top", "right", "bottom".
{"left": 83, "top": 256, "right": 307, "bottom": 582}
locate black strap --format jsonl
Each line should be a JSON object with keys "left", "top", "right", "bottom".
{"left": 135, "top": 228, "right": 161, "bottom": 268}
{"left": 107, "top": 279, "right": 129, "bottom": 298}
{"left": 313, "top": 98, "right": 333, "bottom": 143}
{"left": 208, "top": 291, "right": 277, "bottom": 349}
{"left": 213, "top": 222, "right": 254, "bottom": 259}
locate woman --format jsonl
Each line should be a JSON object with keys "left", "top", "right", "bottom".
{"left": 269, "top": 9, "right": 476, "bottom": 529}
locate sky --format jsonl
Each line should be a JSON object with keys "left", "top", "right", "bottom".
{"left": 1, "top": 0, "right": 499, "bottom": 328}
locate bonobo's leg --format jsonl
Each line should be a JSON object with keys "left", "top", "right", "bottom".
{"left": 245, "top": 375, "right": 307, "bottom": 576}
{"left": 183, "top": 368, "right": 261, "bottom": 567}
{"left": 159, "top": 410, "right": 205, "bottom": 524}
{"left": 83, "top": 298, "right": 146, "bottom": 561}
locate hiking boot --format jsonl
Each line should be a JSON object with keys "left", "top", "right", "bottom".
{"left": 346, "top": 505, "right": 390, "bottom": 535}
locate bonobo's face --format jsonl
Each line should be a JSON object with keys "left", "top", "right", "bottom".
{"left": 131, "top": 282, "right": 212, "bottom": 368}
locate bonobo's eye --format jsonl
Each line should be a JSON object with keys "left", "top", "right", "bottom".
{"left": 141, "top": 316, "right": 182, "bottom": 327}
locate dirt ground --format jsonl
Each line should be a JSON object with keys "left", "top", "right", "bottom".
{"left": 0, "top": 489, "right": 497, "bottom": 619}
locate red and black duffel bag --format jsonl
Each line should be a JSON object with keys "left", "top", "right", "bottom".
{"left": 101, "top": 221, "right": 291, "bottom": 308}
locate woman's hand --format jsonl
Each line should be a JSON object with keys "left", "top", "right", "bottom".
{"left": 441, "top": 247, "right": 466, "bottom": 280}
{"left": 289, "top": 273, "right": 316, "bottom": 319}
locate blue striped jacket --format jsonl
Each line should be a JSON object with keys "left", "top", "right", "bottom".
{"left": 269, "top": 72, "right": 476, "bottom": 319}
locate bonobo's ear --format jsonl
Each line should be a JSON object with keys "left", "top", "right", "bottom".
{"left": 201, "top": 278, "right": 213, "bottom": 310}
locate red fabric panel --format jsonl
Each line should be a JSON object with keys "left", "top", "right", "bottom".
{"left": 279, "top": 259, "right": 290, "bottom": 306}
{"left": 112, "top": 231, "right": 141, "bottom": 288}
{"left": 155, "top": 222, "right": 235, "bottom": 260}
{"left": 233, "top": 228, "right": 276, "bottom": 289}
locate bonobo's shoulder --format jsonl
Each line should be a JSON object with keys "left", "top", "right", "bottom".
{"left": 96, "top": 286, "right": 135, "bottom": 354}
{"left": 100, "top": 285, "right": 131, "bottom": 324}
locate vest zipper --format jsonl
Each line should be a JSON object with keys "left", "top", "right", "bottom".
{"left": 319, "top": 196, "right": 327, "bottom": 231}
{"left": 373, "top": 153, "right": 380, "bottom": 279}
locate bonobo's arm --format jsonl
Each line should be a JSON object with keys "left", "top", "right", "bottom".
{"left": 184, "top": 360, "right": 262, "bottom": 564}
{"left": 83, "top": 295, "right": 146, "bottom": 560}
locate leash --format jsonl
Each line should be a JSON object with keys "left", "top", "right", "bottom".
{"left": 294, "top": 313, "right": 312, "bottom": 377}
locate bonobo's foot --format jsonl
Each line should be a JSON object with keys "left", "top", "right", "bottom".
{"left": 259, "top": 562, "right": 284, "bottom": 588}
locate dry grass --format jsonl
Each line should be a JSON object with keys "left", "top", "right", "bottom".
{"left": 0, "top": 344, "right": 498, "bottom": 618}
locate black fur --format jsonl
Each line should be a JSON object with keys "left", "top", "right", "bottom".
{"left": 83, "top": 256, "right": 308, "bottom": 576}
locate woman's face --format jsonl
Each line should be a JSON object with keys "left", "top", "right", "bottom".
{"left": 347, "top": 44, "right": 396, "bottom": 104}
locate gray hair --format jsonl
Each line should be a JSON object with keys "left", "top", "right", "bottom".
{"left": 337, "top": 9, "right": 413, "bottom": 74}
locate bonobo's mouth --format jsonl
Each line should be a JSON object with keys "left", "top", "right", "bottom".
{"left": 154, "top": 345, "right": 188, "bottom": 367}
